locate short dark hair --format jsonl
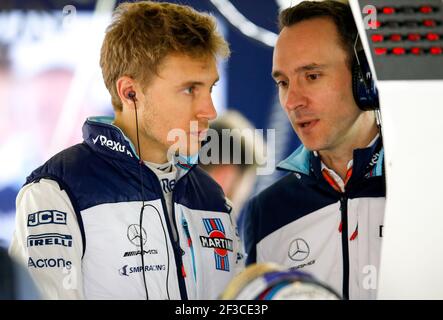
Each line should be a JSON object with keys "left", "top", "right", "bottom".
{"left": 278, "top": 0, "right": 357, "bottom": 69}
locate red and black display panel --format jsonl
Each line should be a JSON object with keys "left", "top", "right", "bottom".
{"left": 358, "top": 0, "right": 443, "bottom": 80}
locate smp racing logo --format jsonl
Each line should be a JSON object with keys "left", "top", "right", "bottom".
{"left": 118, "top": 264, "right": 165, "bottom": 276}
{"left": 200, "top": 218, "right": 233, "bottom": 272}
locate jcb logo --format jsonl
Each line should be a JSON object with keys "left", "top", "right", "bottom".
{"left": 27, "top": 210, "right": 67, "bottom": 227}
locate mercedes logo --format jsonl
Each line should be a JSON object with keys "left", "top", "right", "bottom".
{"left": 288, "top": 238, "right": 310, "bottom": 262}
{"left": 127, "top": 224, "right": 147, "bottom": 247}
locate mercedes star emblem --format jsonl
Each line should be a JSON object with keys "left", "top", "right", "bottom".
{"left": 288, "top": 238, "right": 310, "bottom": 261}
{"left": 127, "top": 224, "right": 147, "bottom": 247}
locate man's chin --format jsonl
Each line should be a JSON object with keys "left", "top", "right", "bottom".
{"left": 300, "top": 140, "right": 324, "bottom": 152}
{"left": 187, "top": 148, "right": 201, "bottom": 158}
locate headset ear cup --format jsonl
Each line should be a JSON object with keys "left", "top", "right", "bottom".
{"left": 352, "top": 60, "right": 363, "bottom": 110}
{"left": 352, "top": 50, "right": 379, "bottom": 111}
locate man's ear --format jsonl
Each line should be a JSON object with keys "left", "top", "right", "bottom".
{"left": 116, "top": 76, "right": 137, "bottom": 109}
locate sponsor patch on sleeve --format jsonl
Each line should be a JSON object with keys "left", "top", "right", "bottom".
{"left": 27, "top": 210, "right": 67, "bottom": 227}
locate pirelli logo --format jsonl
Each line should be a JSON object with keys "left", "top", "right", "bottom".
{"left": 27, "top": 233, "right": 73, "bottom": 247}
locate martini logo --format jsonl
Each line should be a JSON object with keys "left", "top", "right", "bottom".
{"left": 200, "top": 218, "right": 233, "bottom": 272}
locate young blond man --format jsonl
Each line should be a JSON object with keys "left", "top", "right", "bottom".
{"left": 10, "top": 1, "right": 243, "bottom": 300}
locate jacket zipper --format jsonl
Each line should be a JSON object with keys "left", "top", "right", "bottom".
{"left": 182, "top": 218, "right": 197, "bottom": 282}
{"left": 144, "top": 164, "right": 188, "bottom": 300}
{"left": 161, "top": 187, "right": 188, "bottom": 300}
{"left": 340, "top": 196, "right": 350, "bottom": 300}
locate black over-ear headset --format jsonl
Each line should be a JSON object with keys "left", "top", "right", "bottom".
{"left": 351, "top": 34, "right": 380, "bottom": 111}
{"left": 351, "top": 35, "right": 384, "bottom": 179}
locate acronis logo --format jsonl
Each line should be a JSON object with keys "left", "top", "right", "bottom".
{"left": 28, "top": 257, "right": 72, "bottom": 269}
{"left": 92, "top": 135, "right": 133, "bottom": 157}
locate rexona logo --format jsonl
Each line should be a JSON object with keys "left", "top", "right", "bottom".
{"left": 27, "top": 233, "right": 73, "bottom": 247}
{"left": 27, "top": 210, "right": 67, "bottom": 227}
{"left": 92, "top": 135, "right": 133, "bottom": 157}
{"left": 28, "top": 257, "right": 72, "bottom": 269}
{"left": 200, "top": 218, "right": 233, "bottom": 272}
{"left": 161, "top": 178, "right": 176, "bottom": 194}
{"left": 118, "top": 264, "right": 166, "bottom": 276}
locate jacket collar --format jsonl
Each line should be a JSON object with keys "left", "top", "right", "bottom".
{"left": 82, "top": 116, "right": 198, "bottom": 172}
{"left": 277, "top": 136, "right": 384, "bottom": 179}
{"left": 277, "top": 144, "right": 312, "bottom": 176}
{"left": 83, "top": 116, "right": 137, "bottom": 160}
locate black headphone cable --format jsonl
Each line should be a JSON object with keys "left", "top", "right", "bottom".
{"left": 132, "top": 96, "right": 171, "bottom": 300}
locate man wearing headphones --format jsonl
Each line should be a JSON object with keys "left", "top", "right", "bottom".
{"left": 242, "top": 1, "right": 385, "bottom": 300}
{"left": 10, "top": 1, "right": 243, "bottom": 299}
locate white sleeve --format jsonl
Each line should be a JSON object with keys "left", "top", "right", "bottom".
{"left": 9, "top": 178, "right": 85, "bottom": 300}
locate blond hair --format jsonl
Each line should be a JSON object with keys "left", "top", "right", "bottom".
{"left": 100, "top": 1, "right": 230, "bottom": 111}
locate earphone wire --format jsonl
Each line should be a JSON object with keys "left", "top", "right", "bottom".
{"left": 132, "top": 97, "right": 149, "bottom": 300}
{"left": 132, "top": 96, "right": 171, "bottom": 300}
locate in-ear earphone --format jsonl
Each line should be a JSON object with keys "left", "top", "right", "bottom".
{"left": 126, "top": 90, "right": 136, "bottom": 100}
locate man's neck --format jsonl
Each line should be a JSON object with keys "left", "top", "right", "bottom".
{"left": 318, "top": 119, "right": 379, "bottom": 180}
{"left": 318, "top": 150, "right": 353, "bottom": 180}
{"left": 113, "top": 115, "right": 168, "bottom": 164}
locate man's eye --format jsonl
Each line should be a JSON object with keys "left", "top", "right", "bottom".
{"left": 184, "top": 86, "right": 195, "bottom": 94}
{"left": 276, "top": 80, "right": 288, "bottom": 88}
{"left": 307, "top": 73, "right": 320, "bottom": 81}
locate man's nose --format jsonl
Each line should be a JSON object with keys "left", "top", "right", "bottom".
{"left": 197, "top": 96, "right": 217, "bottom": 121}
{"left": 283, "top": 82, "right": 308, "bottom": 112}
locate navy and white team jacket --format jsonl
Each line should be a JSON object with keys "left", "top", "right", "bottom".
{"left": 242, "top": 138, "right": 385, "bottom": 300}
{"left": 9, "top": 117, "right": 243, "bottom": 300}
